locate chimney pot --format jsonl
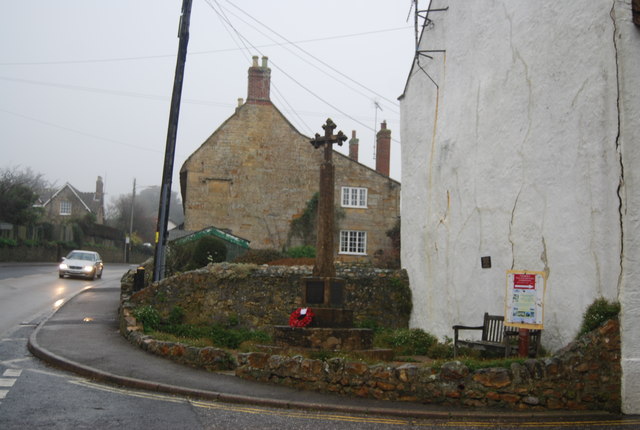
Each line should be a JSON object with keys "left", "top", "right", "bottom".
{"left": 95, "top": 176, "right": 104, "bottom": 200}
{"left": 349, "top": 130, "right": 359, "bottom": 162}
{"left": 237, "top": 98, "right": 243, "bottom": 107}
{"left": 247, "top": 54, "right": 271, "bottom": 103}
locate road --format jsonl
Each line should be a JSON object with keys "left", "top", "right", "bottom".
{"left": 0, "top": 263, "right": 96, "bottom": 339}
{"left": 1, "top": 263, "right": 639, "bottom": 429}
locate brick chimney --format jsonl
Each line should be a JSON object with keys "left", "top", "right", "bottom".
{"left": 247, "top": 55, "right": 271, "bottom": 104}
{"left": 375, "top": 121, "right": 391, "bottom": 176}
{"left": 349, "top": 130, "right": 359, "bottom": 162}
{"left": 95, "top": 176, "right": 104, "bottom": 201}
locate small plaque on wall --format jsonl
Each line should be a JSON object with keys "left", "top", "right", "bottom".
{"left": 330, "top": 279, "right": 344, "bottom": 306}
{"left": 304, "top": 279, "right": 324, "bottom": 304}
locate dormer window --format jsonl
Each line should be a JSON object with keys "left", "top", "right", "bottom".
{"left": 60, "top": 200, "right": 72, "bottom": 215}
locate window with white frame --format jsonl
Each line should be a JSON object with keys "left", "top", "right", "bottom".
{"left": 60, "top": 200, "right": 72, "bottom": 215}
{"left": 341, "top": 187, "right": 367, "bottom": 208}
{"left": 339, "top": 230, "right": 367, "bottom": 255}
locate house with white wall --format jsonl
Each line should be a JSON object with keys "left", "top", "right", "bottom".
{"left": 399, "top": 0, "right": 640, "bottom": 413}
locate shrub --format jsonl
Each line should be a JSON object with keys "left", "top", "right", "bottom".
{"left": 21, "top": 239, "right": 38, "bottom": 247}
{"left": 226, "top": 314, "right": 239, "bottom": 328}
{"left": 356, "top": 319, "right": 381, "bottom": 332}
{"left": 167, "top": 306, "right": 185, "bottom": 326}
{"left": 427, "top": 340, "right": 454, "bottom": 359}
{"left": 166, "top": 241, "right": 196, "bottom": 274}
{"left": 577, "top": 297, "right": 620, "bottom": 337}
{"left": 232, "top": 249, "right": 284, "bottom": 265}
{"left": 166, "top": 236, "right": 227, "bottom": 273}
{"left": 285, "top": 245, "right": 316, "bottom": 258}
{"left": 375, "top": 328, "right": 438, "bottom": 356}
{"left": 0, "top": 238, "right": 17, "bottom": 247}
{"left": 189, "top": 236, "right": 227, "bottom": 269}
{"left": 133, "top": 305, "right": 161, "bottom": 333}
{"left": 159, "top": 322, "right": 271, "bottom": 350}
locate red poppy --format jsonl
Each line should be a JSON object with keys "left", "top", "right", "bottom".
{"left": 289, "top": 307, "right": 314, "bottom": 327}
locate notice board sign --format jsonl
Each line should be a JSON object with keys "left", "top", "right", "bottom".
{"left": 505, "top": 270, "right": 546, "bottom": 329}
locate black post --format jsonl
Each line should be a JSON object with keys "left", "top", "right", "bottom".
{"left": 152, "top": 0, "right": 192, "bottom": 282}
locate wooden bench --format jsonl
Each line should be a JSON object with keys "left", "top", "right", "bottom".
{"left": 452, "top": 313, "right": 541, "bottom": 358}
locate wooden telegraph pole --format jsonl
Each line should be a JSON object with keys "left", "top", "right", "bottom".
{"left": 153, "top": 0, "right": 192, "bottom": 282}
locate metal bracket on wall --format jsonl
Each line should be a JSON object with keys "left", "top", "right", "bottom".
{"left": 411, "top": 1, "right": 448, "bottom": 88}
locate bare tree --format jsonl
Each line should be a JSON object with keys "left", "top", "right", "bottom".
{"left": 0, "top": 166, "right": 51, "bottom": 225}
{"left": 106, "top": 186, "right": 183, "bottom": 243}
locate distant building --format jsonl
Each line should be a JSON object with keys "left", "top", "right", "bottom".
{"left": 36, "top": 176, "right": 120, "bottom": 245}
{"left": 180, "top": 56, "right": 400, "bottom": 264}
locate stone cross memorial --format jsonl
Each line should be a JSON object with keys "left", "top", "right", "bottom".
{"left": 271, "top": 119, "right": 388, "bottom": 358}
{"left": 309, "top": 118, "right": 347, "bottom": 278}
{"left": 303, "top": 119, "right": 348, "bottom": 314}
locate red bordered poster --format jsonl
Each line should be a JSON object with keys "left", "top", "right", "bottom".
{"left": 504, "top": 270, "right": 546, "bottom": 329}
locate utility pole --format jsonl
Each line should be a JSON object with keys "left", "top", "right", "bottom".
{"left": 127, "top": 178, "right": 136, "bottom": 263}
{"left": 153, "top": 0, "right": 192, "bottom": 282}
{"left": 373, "top": 101, "right": 382, "bottom": 161}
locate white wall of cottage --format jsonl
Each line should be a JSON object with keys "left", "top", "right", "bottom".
{"left": 399, "top": 0, "right": 640, "bottom": 413}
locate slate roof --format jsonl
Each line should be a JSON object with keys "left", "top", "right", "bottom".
{"left": 36, "top": 183, "right": 102, "bottom": 215}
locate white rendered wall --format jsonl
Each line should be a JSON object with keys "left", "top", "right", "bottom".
{"left": 401, "top": 0, "right": 626, "bottom": 355}
{"left": 400, "top": 0, "right": 639, "bottom": 413}
{"left": 615, "top": 0, "right": 640, "bottom": 416}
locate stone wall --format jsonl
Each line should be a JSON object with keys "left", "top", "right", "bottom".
{"left": 0, "top": 245, "right": 148, "bottom": 263}
{"left": 236, "top": 320, "right": 621, "bottom": 412}
{"left": 120, "top": 266, "right": 620, "bottom": 412}
{"left": 122, "top": 327, "right": 235, "bottom": 372}
{"left": 126, "top": 263, "right": 411, "bottom": 331}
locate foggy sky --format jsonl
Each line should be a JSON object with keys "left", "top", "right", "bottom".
{"left": 1, "top": 1, "right": 415, "bottom": 206}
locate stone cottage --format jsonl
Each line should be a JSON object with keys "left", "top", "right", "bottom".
{"left": 180, "top": 56, "right": 400, "bottom": 264}
{"left": 399, "top": 0, "right": 640, "bottom": 413}
{"left": 36, "top": 176, "right": 106, "bottom": 241}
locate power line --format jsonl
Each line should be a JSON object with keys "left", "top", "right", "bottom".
{"left": 0, "top": 75, "right": 234, "bottom": 108}
{"left": 0, "top": 73, "right": 383, "bottom": 125}
{"left": 0, "top": 107, "right": 162, "bottom": 154}
{"left": 204, "top": 0, "right": 313, "bottom": 133}
{"left": 201, "top": 1, "right": 396, "bottom": 139}
{"left": 221, "top": 1, "right": 400, "bottom": 113}
{"left": 0, "top": 27, "right": 411, "bottom": 67}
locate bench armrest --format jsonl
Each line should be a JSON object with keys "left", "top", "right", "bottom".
{"left": 452, "top": 325, "right": 484, "bottom": 359}
{"left": 452, "top": 325, "right": 483, "bottom": 331}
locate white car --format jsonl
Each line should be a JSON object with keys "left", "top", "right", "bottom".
{"left": 59, "top": 250, "right": 104, "bottom": 280}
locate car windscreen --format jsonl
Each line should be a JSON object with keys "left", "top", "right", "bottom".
{"left": 67, "top": 252, "right": 94, "bottom": 261}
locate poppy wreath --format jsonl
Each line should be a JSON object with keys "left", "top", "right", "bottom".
{"left": 289, "top": 307, "right": 314, "bottom": 328}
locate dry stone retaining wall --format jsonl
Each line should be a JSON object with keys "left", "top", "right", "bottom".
{"left": 120, "top": 265, "right": 620, "bottom": 412}
{"left": 125, "top": 263, "right": 411, "bottom": 331}
{"left": 236, "top": 320, "right": 621, "bottom": 412}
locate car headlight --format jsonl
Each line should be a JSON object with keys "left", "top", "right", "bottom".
{"left": 59, "top": 263, "right": 68, "bottom": 270}
{"left": 83, "top": 265, "right": 94, "bottom": 273}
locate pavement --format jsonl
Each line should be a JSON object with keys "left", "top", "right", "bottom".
{"left": 27, "top": 284, "right": 614, "bottom": 421}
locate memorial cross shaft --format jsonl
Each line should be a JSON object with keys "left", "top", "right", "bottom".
{"left": 310, "top": 119, "right": 347, "bottom": 278}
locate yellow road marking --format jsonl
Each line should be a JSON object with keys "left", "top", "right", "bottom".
{"left": 71, "top": 380, "right": 640, "bottom": 428}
